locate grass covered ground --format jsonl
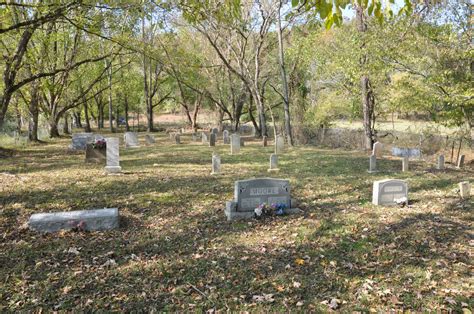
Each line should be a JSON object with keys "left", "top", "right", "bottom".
{"left": 0, "top": 132, "right": 472, "bottom": 311}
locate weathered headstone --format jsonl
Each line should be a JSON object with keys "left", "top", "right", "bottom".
{"left": 225, "top": 178, "right": 300, "bottom": 221}
{"left": 202, "top": 132, "right": 208, "bottom": 144}
{"left": 223, "top": 130, "right": 230, "bottom": 144}
{"left": 192, "top": 133, "right": 198, "bottom": 141}
{"left": 368, "top": 154, "right": 377, "bottom": 173}
{"left": 211, "top": 128, "right": 218, "bottom": 135}
{"left": 211, "top": 153, "right": 221, "bottom": 175}
{"left": 402, "top": 157, "right": 409, "bottom": 172}
{"left": 175, "top": 134, "right": 181, "bottom": 144}
{"left": 457, "top": 155, "right": 465, "bottom": 169}
{"left": 209, "top": 133, "right": 216, "bottom": 147}
{"left": 268, "top": 154, "right": 279, "bottom": 172}
{"left": 372, "top": 179, "right": 408, "bottom": 206}
{"left": 372, "top": 141, "right": 383, "bottom": 157}
{"left": 437, "top": 155, "right": 445, "bottom": 170}
{"left": 29, "top": 208, "right": 119, "bottom": 233}
{"left": 104, "top": 137, "right": 122, "bottom": 174}
{"left": 145, "top": 134, "right": 155, "bottom": 144}
{"left": 240, "top": 137, "right": 245, "bottom": 147}
{"left": 85, "top": 143, "right": 106, "bottom": 163}
{"left": 124, "top": 132, "right": 139, "bottom": 148}
{"left": 262, "top": 136, "right": 268, "bottom": 147}
{"left": 275, "top": 135, "right": 285, "bottom": 154}
{"left": 71, "top": 133, "right": 94, "bottom": 150}
{"left": 459, "top": 181, "right": 470, "bottom": 199}
{"left": 231, "top": 134, "right": 240, "bottom": 154}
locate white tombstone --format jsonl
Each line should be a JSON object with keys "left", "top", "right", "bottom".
{"left": 202, "top": 132, "right": 208, "bottom": 144}
{"left": 275, "top": 135, "right": 285, "bottom": 154}
{"left": 459, "top": 181, "right": 470, "bottom": 199}
{"left": 372, "top": 179, "right": 408, "bottom": 206}
{"left": 124, "top": 132, "right": 139, "bottom": 148}
{"left": 104, "top": 137, "right": 122, "bottom": 174}
{"left": 230, "top": 134, "right": 240, "bottom": 155}
{"left": 372, "top": 141, "right": 383, "bottom": 157}
{"left": 211, "top": 153, "right": 221, "bottom": 175}
{"left": 402, "top": 157, "right": 409, "bottom": 172}
{"left": 223, "top": 130, "right": 230, "bottom": 144}
{"left": 268, "top": 154, "right": 279, "bottom": 172}
{"left": 437, "top": 155, "right": 445, "bottom": 170}
{"left": 368, "top": 154, "right": 377, "bottom": 173}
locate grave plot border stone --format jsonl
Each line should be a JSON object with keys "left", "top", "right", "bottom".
{"left": 225, "top": 178, "right": 301, "bottom": 221}
{"left": 29, "top": 208, "right": 119, "bottom": 233}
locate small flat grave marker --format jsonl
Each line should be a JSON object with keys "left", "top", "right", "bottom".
{"left": 29, "top": 208, "right": 119, "bottom": 233}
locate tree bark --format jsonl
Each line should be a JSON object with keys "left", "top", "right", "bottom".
{"left": 83, "top": 99, "right": 91, "bottom": 132}
{"left": 63, "top": 114, "right": 70, "bottom": 135}
{"left": 49, "top": 115, "right": 61, "bottom": 137}
{"left": 28, "top": 82, "right": 40, "bottom": 141}
{"left": 107, "top": 60, "right": 114, "bottom": 133}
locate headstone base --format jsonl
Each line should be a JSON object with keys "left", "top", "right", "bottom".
{"left": 29, "top": 208, "right": 119, "bottom": 233}
{"left": 268, "top": 168, "right": 280, "bottom": 172}
{"left": 105, "top": 166, "right": 122, "bottom": 174}
{"left": 367, "top": 170, "right": 379, "bottom": 174}
{"left": 225, "top": 200, "right": 301, "bottom": 221}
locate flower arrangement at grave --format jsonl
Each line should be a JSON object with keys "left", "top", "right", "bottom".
{"left": 254, "top": 202, "right": 287, "bottom": 218}
{"left": 92, "top": 139, "right": 106, "bottom": 149}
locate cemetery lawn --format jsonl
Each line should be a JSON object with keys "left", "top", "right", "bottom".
{"left": 0, "top": 134, "right": 472, "bottom": 312}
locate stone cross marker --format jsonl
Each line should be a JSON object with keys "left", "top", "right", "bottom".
{"left": 104, "top": 137, "right": 122, "bottom": 174}
{"left": 145, "top": 134, "right": 155, "bottom": 144}
{"left": 368, "top": 154, "right": 377, "bottom": 173}
{"left": 372, "top": 141, "right": 383, "bottom": 157}
{"left": 124, "top": 132, "right": 139, "bottom": 148}
{"left": 71, "top": 133, "right": 94, "bottom": 150}
{"left": 29, "top": 208, "right": 119, "bottom": 233}
{"left": 457, "top": 155, "right": 465, "bottom": 169}
{"left": 211, "top": 153, "right": 221, "bottom": 175}
{"left": 225, "top": 178, "right": 300, "bottom": 220}
{"left": 268, "top": 154, "right": 279, "bottom": 172}
{"left": 402, "top": 157, "right": 409, "bottom": 172}
{"left": 231, "top": 134, "right": 240, "bottom": 154}
{"left": 437, "top": 155, "right": 445, "bottom": 170}
{"left": 275, "top": 135, "right": 285, "bottom": 154}
{"left": 209, "top": 133, "right": 216, "bottom": 147}
{"left": 459, "top": 181, "right": 470, "bottom": 199}
{"left": 223, "top": 130, "right": 230, "bottom": 144}
{"left": 372, "top": 179, "right": 408, "bottom": 206}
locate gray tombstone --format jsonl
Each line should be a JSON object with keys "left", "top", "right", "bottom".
{"left": 402, "top": 157, "right": 409, "bottom": 172}
{"left": 225, "top": 178, "right": 300, "bottom": 221}
{"left": 202, "top": 132, "right": 208, "bottom": 144}
{"left": 457, "top": 155, "right": 465, "bottom": 169}
{"left": 368, "top": 154, "right": 377, "bottom": 173}
{"left": 268, "top": 154, "right": 279, "bottom": 172}
{"left": 223, "top": 130, "right": 230, "bottom": 144}
{"left": 209, "top": 133, "right": 216, "bottom": 147}
{"left": 437, "top": 155, "right": 445, "bottom": 170}
{"left": 192, "top": 133, "right": 198, "bottom": 141}
{"left": 372, "top": 141, "right": 383, "bottom": 157}
{"left": 211, "top": 128, "right": 219, "bottom": 135}
{"left": 29, "top": 208, "right": 119, "bottom": 233}
{"left": 263, "top": 136, "right": 268, "bottom": 147}
{"left": 124, "top": 132, "right": 139, "bottom": 148}
{"left": 211, "top": 153, "right": 221, "bottom": 175}
{"left": 275, "top": 135, "right": 285, "bottom": 154}
{"left": 240, "top": 137, "right": 245, "bottom": 147}
{"left": 231, "top": 134, "right": 240, "bottom": 155}
{"left": 104, "top": 137, "right": 122, "bottom": 174}
{"left": 372, "top": 179, "right": 408, "bottom": 206}
{"left": 459, "top": 181, "right": 470, "bottom": 199}
{"left": 145, "top": 134, "right": 156, "bottom": 145}
{"left": 175, "top": 134, "right": 181, "bottom": 144}
{"left": 391, "top": 147, "right": 421, "bottom": 158}
{"left": 71, "top": 133, "right": 94, "bottom": 150}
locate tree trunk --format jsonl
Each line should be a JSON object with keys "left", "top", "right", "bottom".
{"left": 83, "top": 99, "right": 91, "bottom": 132}
{"left": 28, "top": 82, "right": 40, "bottom": 141}
{"left": 124, "top": 95, "right": 130, "bottom": 131}
{"left": 73, "top": 111, "right": 82, "bottom": 128}
{"left": 49, "top": 115, "right": 61, "bottom": 138}
{"left": 356, "top": 5, "right": 375, "bottom": 150}
{"left": 63, "top": 114, "right": 70, "bottom": 135}
{"left": 107, "top": 61, "right": 114, "bottom": 133}
{"left": 277, "top": 2, "right": 293, "bottom": 146}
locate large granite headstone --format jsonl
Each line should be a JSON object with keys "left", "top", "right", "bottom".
{"left": 392, "top": 147, "right": 421, "bottom": 158}
{"left": 124, "top": 132, "right": 139, "bottom": 148}
{"left": 372, "top": 179, "right": 408, "bottom": 206}
{"left": 29, "top": 208, "right": 119, "bottom": 233}
{"left": 231, "top": 134, "right": 240, "bottom": 155}
{"left": 225, "top": 178, "right": 299, "bottom": 221}
{"left": 71, "top": 133, "right": 94, "bottom": 150}
{"left": 104, "top": 137, "right": 121, "bottom": 174}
